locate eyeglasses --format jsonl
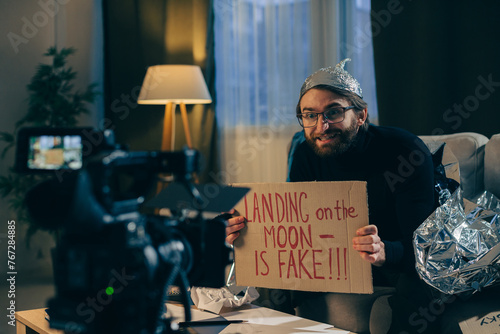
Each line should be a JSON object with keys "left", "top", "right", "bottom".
{"left": 297, "top": 106, "right": 356, "bottom": 128}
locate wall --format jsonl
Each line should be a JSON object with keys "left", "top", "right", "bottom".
{"left": 0, "top": 0, "right": 103, "bottom": 314}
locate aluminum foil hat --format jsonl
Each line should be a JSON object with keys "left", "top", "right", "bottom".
{"left": 299, "top": 58, "right": 363, "bottom": 100}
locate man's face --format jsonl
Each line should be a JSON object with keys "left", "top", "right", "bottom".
{"left": 300, "top": 88, "right": 364, "bottom": 158}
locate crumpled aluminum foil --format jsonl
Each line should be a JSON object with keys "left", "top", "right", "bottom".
{"left": 414, "top": 188, "right": 500, "bottom": 295}
{"left": 299, "top": 58, "right": 363, "bottom": 99}
{"left": 188, "top": 262, "right": 260, "bottom": 314}
{"left": 190, "top": 286, "right": 259, "bottom": 314}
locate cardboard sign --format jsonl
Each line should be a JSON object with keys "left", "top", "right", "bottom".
{"left": 460, "top": 310, "right": 500, "bottom": 334}
{"left": 233, "top": 181, "right": 373, "bottom": 294}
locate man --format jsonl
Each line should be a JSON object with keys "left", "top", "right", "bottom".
{"left": 226, "top": 59, "right": 438, "bottom": 333}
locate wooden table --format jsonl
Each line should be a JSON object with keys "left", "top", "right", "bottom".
{"left": 15, "top": 308, "right": 61, "bottom": 334}
{"left": 16, "top": 304, "right": 349, "bottom": 333}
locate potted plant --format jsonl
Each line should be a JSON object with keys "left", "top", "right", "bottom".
{"left": 0, "top": 46, "right": 98, "bottom": 242}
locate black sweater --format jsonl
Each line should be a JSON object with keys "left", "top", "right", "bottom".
{"left": 289, "top": 124, "right": 435, "bottom": 275}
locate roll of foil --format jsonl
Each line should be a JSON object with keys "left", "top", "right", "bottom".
{"left": 414, "top": 188, "right": 500, "bottom": 295}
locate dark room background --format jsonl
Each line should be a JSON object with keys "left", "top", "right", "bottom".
{"left": 103, "top": 0, "right": 217, "bottom": 182}
{"left": 103, "top": 0, "right": 500, "bottom": 181}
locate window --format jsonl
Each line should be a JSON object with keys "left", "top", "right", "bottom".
{"left": 214, "top": 0, "right": 378, "bottom": 183}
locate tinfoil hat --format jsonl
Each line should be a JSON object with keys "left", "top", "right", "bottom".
{"left": 299, "top": 58, "right": 363, "bottom": 100}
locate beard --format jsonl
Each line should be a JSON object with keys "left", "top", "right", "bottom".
{"left": 305, "top": 117, "right": 359, "bottom": 158}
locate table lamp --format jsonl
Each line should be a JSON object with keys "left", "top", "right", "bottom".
{"left": 137, "top": 65, "right": 212, "bottom": 150}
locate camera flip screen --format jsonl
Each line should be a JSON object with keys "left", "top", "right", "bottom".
{"left": 27, "top": 135, "right": 83, "bottom": 170}
{"left": 15, "top": 127, "right": 105, "bottom": 173}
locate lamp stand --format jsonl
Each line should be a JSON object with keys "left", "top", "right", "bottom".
{"left": 158, "top": 101, "right": 197, "bottom": 196}
{"left": 161, "top": 102, "right": 174, "bottom": 151}
{"left": 178, "top": 102, "right": 198, "bottom": 183}
{"left": 161, "top": 102, "right": 193, "bottom": 151}
{"left": 179, "top": 102, "right": 193, "bottom": 149}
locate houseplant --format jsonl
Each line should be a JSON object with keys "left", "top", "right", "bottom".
{"left": 0, "top": 46, "right": 98, "bottom": 242}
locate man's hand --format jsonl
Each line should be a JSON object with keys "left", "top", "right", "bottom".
{"left": 352, "top": 225, "right": 386, "bottom": 267}
{"left": 225, "top": 209, "right": 246, "bottom": 245}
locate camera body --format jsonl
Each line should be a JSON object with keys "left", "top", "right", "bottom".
{"left": 17, "top": 127, "right": 234, "bottom": 333}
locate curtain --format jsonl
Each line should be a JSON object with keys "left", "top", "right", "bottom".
{"left": 213, "top": 0, "right": 311, "bottom": 184}
{"left": 213, "top": 0, "right": 378, "bottom": 184}
{"left": 371, "top": 0, "right": 500, "bottom": 138}
{"left": 338, "top": 0, "right": 378, "bottom": 124}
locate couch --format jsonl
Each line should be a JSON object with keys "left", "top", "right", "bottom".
{"left": 287, "top": 131, "right": 500, "bottom": 333}
{"left": 420, "top": 132, "right": 500, "bottom": 200}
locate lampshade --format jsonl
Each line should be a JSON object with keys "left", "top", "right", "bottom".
{"left": 137, "top": 65, "right": 212, "bottom": 105}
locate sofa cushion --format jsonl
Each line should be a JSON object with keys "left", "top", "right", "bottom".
{"left": 484, "top": 134, "right": 500, "bottom": 198}
{"left": 419, "top": 133, "right": 489, "bottom": 199}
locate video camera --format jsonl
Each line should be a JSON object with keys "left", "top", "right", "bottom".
{"left": 15, "top": 127, "right": 246, "bottom": 334}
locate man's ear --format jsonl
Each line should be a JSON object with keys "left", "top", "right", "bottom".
{"left": 357, "top": 108, "right": 368, "bottom": 126}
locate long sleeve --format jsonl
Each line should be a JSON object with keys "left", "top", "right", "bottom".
{"left": 287, "top": 125, "right": 436, "bottom": 275}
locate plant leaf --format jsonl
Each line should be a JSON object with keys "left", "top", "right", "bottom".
{"left": 0, "top": 131, "right": 14, "bottom": 143}
{"left": 1, "top": 143, "right": 14, "bottom": 159}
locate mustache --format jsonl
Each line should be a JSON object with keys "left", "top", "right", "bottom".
{"left": 313, "top": 130, "right": 342, "bottom": 138}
